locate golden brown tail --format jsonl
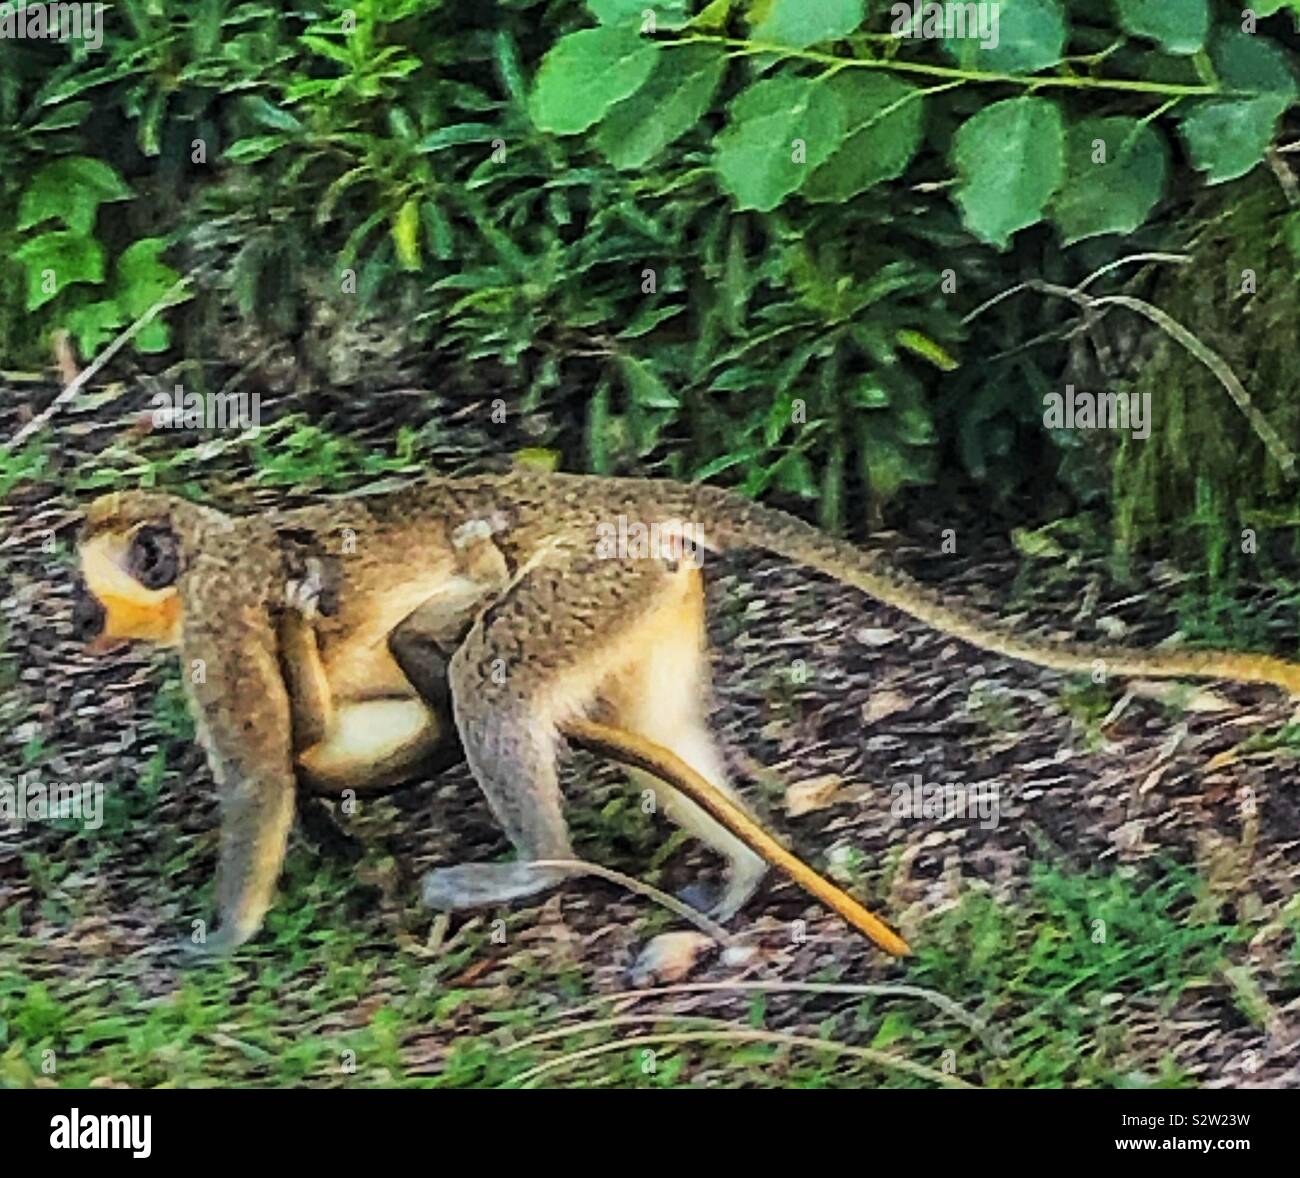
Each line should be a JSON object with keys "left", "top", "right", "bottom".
{"left": 565, "top": 718, "right": 910, "bottom": 956}
{"left": 667, "top": 483, "right": 1300, "bottom": 695}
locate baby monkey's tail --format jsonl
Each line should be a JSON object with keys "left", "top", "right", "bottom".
{"left": 565, "top": 718, "right": 910, "bottom": 957}
{"left": 675, "top": 483, "right": 1300, "bottom": 695}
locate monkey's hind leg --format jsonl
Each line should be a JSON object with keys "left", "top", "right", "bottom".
{"left": 422, "top": 550, "right": 764, "bottom": 921}
{"left": 421, "top": 551, "right": 699, "bottom": 914}
{"left": 387, "top": 589, "right": 571, "bottom": 910}
{"left": 599, "top": 564, "right": 767, "bottom": 920}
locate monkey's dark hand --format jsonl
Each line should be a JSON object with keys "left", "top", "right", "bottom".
{"left": 172, "top": 922, "right": 257, "bottom": 962}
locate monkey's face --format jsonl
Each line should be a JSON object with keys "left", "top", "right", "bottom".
{"left": 75, "top": 502, "right": 184, "bottom": 650}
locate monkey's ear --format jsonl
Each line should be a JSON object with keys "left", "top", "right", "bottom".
{"left": 128, "top": 523, "right": 181, "bottom": 590}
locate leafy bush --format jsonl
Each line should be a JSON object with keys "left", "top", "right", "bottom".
{"left": 2, "top": 0, "right": 1299, "bottom": 539}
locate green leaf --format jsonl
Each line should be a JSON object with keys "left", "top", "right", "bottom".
{"left": 301, "top": 33, "right": 354, "bottom": 66}
{"left": 224, "top": 135, "right": 290, "bottom": 163}
{"left": 115, "top": 238, "right": 182, "bottom": 317}
{"left": 942, "top": 0, "right": 1065, "bottom": 74}
{"left": 586, "top": 381, "right": 612, "bottom": 473}
{"left": 63, "top": 300, "right": 124, "bottom": 358}
{"left": 529, "top": 27, "right": 659, "bottom": 135}
{"left": 772, "top": 451, "right": 817, "bottom": 498}
{"left": 619, "top": 302, "right": 685, "bottom": 338}
{"left": 1112, "top": 0, "right": 1207, "bottom": 56}
{"left": 391, "top": 199, "right": 422, "bottom": 271}
{"left": 587, "top": 0, "right": 691, "bottom": 29}
{"left": 30, "top": 101, "right": 92, "bottom": 132}
{"left": 14, "top": 232, "right": 105, "bottom": 309}
{"left": 1177, "top": 27, "right": 1297, "bottom": 184}
{"left": 896, "top": 329, "right": 958, "bottom": 371}
{"left": 617, "top": 354, "right": 679, "bottom": 409}
{"left": 951, "top": 96, "right": 1064, "bottom": 248}
{"left": 239, "top": 95, "right": 304, "bottom": 133}
{"left": 749, "top": 0, "right": 864, "bottom": 49}
{"left": 421, "top": 200, "right": 455, "bottom": 261}
{"left": 134, "top": 319, "right": 171, "bottom": 354}
{"left": 17, "top": 157, "right": 131, "bottom": 235}
{"left": 1179, "top": 97, "right": 1288, "bottom": 183}
{"left": 1284, "top": 210, "right": 1300, "bottom": 262}
{"left": 1050, "top": 117, "right": 1167, "bottom": 244}
{"left": 715, "top": 73, "right": 846, "bottom": 211}
{"left": 858, "top": 427, "right": 913, "bottom": 502}
{"left": 849, "top": 375, "right": 890, "bottom": 408}
{"left": 416, "top": 122, "right": 502, "bottom": 152}
{"left": 594, "top": 46, "right": 725, "bottom": 169}
{"left": 1211, "top": 26, "right": 1297, "bottom": 98}
{"left": 802, "top": 72, "right": 924, "bottom": 202}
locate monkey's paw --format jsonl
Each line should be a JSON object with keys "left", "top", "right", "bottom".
{"left": 421, "top": 862, "right": 565, "bottom": 910}
{"left": 679, "top": 855, "right": 767, "bottom": 923}
{"left": 171, "top": 924, "right": 255, "bottom": 964}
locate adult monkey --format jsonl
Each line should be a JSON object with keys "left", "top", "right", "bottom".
{"left": 76, "top": 470, "right": 1300, "bottom": 956}
{"left": 74, "top": 480, "right": 912, "bottom": 957}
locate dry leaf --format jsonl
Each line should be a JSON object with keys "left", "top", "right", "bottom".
{"left": 1127, "top": 680, "right": 1233, "bottom": 713}
{"left": 855, "top": 627, "right": 899, "bottom": 647}
{"left": 862, "top": 689, "right": 911, "bottom": 724}
{"left": 785, "top": 774, "right": 843, "bottom": 817}
{"left": 1095, "top": 615, "right": 1129, "bottom": 640}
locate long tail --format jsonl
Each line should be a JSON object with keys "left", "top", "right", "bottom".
{"left": 564, "top": 718, "right": 910, "bottom": 957}
{"left": 655, "top": 483, "right": 1300, "bottom": 694}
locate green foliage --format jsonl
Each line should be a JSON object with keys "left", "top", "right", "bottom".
{"left": 953, "top": 98, "right": 1064, "bottom": 249}
{"left": 1050, "top": 118, "right": 1166, "bottom": 245}
{"left": 530, "top": 26, "right": 658, "bottom": 133}
{"left": 1, "top": 0, "right": 1298, "bottom": 531}
{"left": 1111, "top": 169, "right": 1300, "bottom": 590}
{"left": 1113, "top": 0, "right": 1208, "bottom": 56}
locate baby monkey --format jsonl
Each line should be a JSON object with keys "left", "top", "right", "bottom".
{"left": 277, "top": 514, "right": 514, "bottom": 793}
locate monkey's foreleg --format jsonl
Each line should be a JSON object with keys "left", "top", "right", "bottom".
{"left": 178, "top": 601, "right": 298, "bottom": 958}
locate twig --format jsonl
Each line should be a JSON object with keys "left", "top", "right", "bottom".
{"left": 504, "top": 1028, "right": 976, "bottom": 1088}
{"left": 961, "top": 252, "right": 1188, "bottom": 326}
{"left": 530, "top": 859, "right": 738, "bottom": 947}
{"left": 531, "top": 979, "right": 998, "bottom": 1048}
{"left": 1267, "top": 146, "right": 1300, "bottom": 207}
{"left": 964, "top": 263, "right": 1296, "bottom": 479}
{"left": 4, "top": 274, "right": 191, "bottom": 453}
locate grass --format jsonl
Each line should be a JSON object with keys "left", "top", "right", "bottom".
{"left": 0, "top": 839, "right": 1258, "bottom": 1088}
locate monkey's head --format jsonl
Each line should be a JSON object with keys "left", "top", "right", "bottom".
{"left": 73, "top": 491, "right": 197, "bottom": 650}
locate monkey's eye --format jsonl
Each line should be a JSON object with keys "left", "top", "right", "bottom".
{"left": 128, "top": 524, "right": 179, "bottom": 590}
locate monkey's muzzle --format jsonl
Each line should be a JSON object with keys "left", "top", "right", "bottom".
{"left": 71, "top": 577, "right": 107, "bottom": 645}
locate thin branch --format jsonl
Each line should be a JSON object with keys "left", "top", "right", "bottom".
{"left": 531, "top": 979, "right": 999, "bottom": 1048}
{"left": 4, "top": 275, "right": 191, "bottom": 453}
{"left": 505, "top": 1028, "right": 976, "bottom": 1089}
{"left": 530, "top": 859, "right": 738, "bottom": 947}
{"left": 670, "top": 34, "right": 1236, "bottom": 98}
{"left": 964, "top": 263, "right": 1295, "bottom": 478}
{"left": 1073, "top": 252, "right": 1190, "bottom": 291}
